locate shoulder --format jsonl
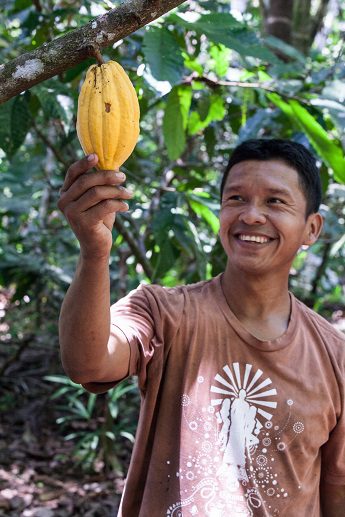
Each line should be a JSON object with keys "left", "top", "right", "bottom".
{"left": 138, "top": 275, "right": 221, "bottom": 303}
{"left": 295, "top": 297, "right": 345, "bottom": 343}
{"left": 294, "top": 296, "right": 345, "bottom": 367}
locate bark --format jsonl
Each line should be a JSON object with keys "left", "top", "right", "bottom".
{"left": 260, "top": 0, "right": 294, "bottom": 45}
{"left": 292, "top": 0, "right": 331, "bottom": 54}
{"left": 0, "top": 0, "right": 187, "bottom": 105}
{"left": 292, "top": 0, "right": 312, "bottom": 54}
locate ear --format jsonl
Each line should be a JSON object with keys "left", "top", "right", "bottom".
{"left": 303, "top": 212, "right": 323, "bottom": 246}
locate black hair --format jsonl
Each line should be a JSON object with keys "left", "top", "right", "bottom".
{"left": 220, "top": 139, "right": 322, "bottom": 216}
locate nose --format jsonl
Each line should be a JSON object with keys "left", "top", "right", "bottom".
{"left": 238, "top": 203, "right": 267, "bottom": 225}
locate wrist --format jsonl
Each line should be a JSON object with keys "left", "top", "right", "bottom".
{"left": 78, "top": 250, "right": 111, "bottom": 269}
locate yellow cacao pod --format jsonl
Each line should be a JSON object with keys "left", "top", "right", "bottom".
{"left": 76, "top": 60, "right": 140, "bottom": 170}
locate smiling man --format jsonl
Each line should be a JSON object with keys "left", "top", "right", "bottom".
{"left": 58, "top": 138, "right": 345, "bottom": 516}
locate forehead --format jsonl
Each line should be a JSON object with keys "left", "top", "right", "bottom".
{"left": 223, "top": 159, "right": 302, "bottom": 194}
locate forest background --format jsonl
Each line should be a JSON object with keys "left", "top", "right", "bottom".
{"left": 0, "top": 0, "right": 344, "bottom": 515}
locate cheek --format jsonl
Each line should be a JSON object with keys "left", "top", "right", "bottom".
{"left": 219, "top": 212, "right": 232, "bottom": 246}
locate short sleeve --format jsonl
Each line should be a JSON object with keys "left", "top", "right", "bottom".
{"left": 109, "top": 283, "right": 185, "bottom": 392}
{"left": 321, "top": 352, "right": 345, "bottom": 485}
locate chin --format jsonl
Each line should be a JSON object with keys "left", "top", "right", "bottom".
{"left": 226, "top": 259, "right": 271, "bottom": 276}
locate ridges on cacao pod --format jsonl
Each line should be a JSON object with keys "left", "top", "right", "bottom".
{"left": 76, "top": 60, "right": 140, "bottom": 170}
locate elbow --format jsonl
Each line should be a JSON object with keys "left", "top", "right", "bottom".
{"left": 60, "top": 352, "right": 104, "bottom": 385}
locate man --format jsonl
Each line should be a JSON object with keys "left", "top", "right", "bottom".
{"left": 58, "top": 139, "right": 345, "bottom": 516}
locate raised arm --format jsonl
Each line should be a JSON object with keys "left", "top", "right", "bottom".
{"left": 57, "top": 154, "right": 132, "bottom": 384}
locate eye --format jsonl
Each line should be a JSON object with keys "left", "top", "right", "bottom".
{"left": 268, "top": 197, "right": 284, "bottom": 204}
{"left": 229, "top": 195, "right": 244, "bottom": 201}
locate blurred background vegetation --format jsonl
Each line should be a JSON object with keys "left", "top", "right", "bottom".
{"left": 0, "top": 0, "right": 344, "bottom": 514}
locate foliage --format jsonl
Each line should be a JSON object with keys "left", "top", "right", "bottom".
{"left": 0, "top": 0, "right": 344, "bottom": 472}
{"left": 45, "top": 374, "right": 139, "bottom": 473}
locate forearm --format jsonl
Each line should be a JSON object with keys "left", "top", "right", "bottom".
{"left": 59, "top": 254, "right": 111, "bottom": 383}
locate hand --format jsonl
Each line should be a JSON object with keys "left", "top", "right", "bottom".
{"left": 58, "top": 154, "right": 133, "bottom": 260}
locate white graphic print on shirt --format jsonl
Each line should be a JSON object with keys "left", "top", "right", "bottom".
{"left": 166, "top": 363, "right": 304, "bottom": 517}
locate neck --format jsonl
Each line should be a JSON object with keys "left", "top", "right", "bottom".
{"left": 221, "top": 264, "right": 291, "bottom": 339}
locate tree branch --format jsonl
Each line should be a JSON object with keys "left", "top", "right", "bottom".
{"left": 187, "top": 74, "right": 312, "bottom": 105}
{"left": 0, "top": 0, "right": 187, "bottom": 105}
{"left": 32, "top": 120, "right": 69, "bottom": 167}
{"left": 114, "top": 216, "right": 153, "bottom": 280}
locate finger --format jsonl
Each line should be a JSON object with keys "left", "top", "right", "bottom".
{"left": 61, "top": 154, "right": 99, "bottom": 193}
{"left": 84, "top": 199, "right": 130, "bottom": 220}
{"left": 58, "top": 170, "right": 127, "bottom": 209}
{"left": 76, "top": 185, "right": 133, "bottom": 213}
{"left": 61, "top": 185, "right": 132, "bottom": 219}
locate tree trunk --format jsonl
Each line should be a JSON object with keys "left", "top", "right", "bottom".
{"left": 260, "top": 0, "right": 333, "bottom": 55}
{"left": 292, "top": 0, "right": 331, "bottom": 54}
{"left": 0, "top": 0, "right": 187, "bottom": 105}
{"left": 260, "top": 0, "right": 294, "bottom": 44}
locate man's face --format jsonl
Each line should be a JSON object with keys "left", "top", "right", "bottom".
{"left": 219, "top": 159, "right": 322, "bottom": 277}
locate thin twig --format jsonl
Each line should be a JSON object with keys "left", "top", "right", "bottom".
{"left": 186, "top": 73, "right": 312, "bottom": 105}
{"left": 32, "top": 120, "right": 69, "bottom": 167}
{"left": 114, "top": 217, "right": 153, "bottom": 280}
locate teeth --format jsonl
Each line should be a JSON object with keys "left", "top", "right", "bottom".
{"left": 238, "top": 234, "right": 269, "bottom": 244}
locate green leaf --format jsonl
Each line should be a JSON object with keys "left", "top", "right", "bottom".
{"left": 183, "top": 52, "right": 203, "bottom": 75}
{"left": 0, "top": 93, "right": 32, "bottom": 157}
{"left": 190, "top": 13, "right": 243, "bottom": 31}
{"left": 188, "top": 195, "right": 220, "bottom": 234}
{"left": 209, "top": 44, "right": 231, "bottom": 77}
{"left": 10, "top": 93, "right": 31, "bottom": 155}
{"left": 204, "top": 125, "right": 216, "bottom": 157}
{"left": 71, "top": 399, "right": 90, "bottom": 419}
{"left": 179, "top": 13, "right": 280, "bottom": 64}
{"left": 264, "top": 35, "right": 306, "bottom": 64}
{"left": 153, "top": 239, "right": 178, "bottom": 281}
{"left": 87, "top": 393, "right": 97, "bottom": 415}
{"left": 268, "top": 93, "right": 345, "bottom": 183}
{"left": 45, "top": 375, "right": 79, "bottom": 386}
{"left": 188, "top": 94, "right": 226, "bottom": 135}
{"left": 143, "top": 27, "right": 184, "bottom": 84}
{"left": 163, "top": 86, "right": 192, "bottom": 160}
{"left": 32, "top": 85, "right": 68, "bottom": 122}
{"left": 0, "top": 99, "right": 13, "bottom": 154}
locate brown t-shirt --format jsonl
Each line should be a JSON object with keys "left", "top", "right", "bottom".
{"left": 90, "top": 275, "right": 345, "bottom": 516}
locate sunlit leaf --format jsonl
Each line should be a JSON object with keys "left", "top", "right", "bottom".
{"left": 188, "top": 194, "right": 220, "bottom": 234}
{"left": 268, "top": 93, "right": 345, "bottom": 183}
{"left": 163, "top": 85, "right": 192, "bottom": 159}
{"left": 188, "top": 94, "right": 226, "bottom": 135}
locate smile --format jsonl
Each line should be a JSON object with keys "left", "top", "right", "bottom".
{"left": 237, "top": 234, "right": 271, "bottom": 244}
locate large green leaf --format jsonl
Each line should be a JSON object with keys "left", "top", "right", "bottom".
{"left": 163, "top": 86, "right": 192, "bottom": 160}
{"left": 33, "top": 85, "right": 68, "bottom": 123}
{"left": 143, "top": 26, "right": 185, "bottom": 85}
{"left": 268, "top": 93, "right": 345, "bottom": 183}
{"left": 175, "top": 13, "right": 281, "bottom": 64}
{"left": 188, "top": 94, "right": 226, "bottom": 135}
{"left": 0, "top": 98, "right": 13, "bottom": 154}
{"left": 188, "top": 193, "right": 220, "bottom": 234}
{"left": 11, "top": 93, "right": 31, "bottom": 154}
{"left": 0, "top": 93, "right": 31, "bottom": 157}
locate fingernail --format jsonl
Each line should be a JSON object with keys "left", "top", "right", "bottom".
{"left": 115, "top": 172, "right": 125, "bottom": 180}
{"left": 87, "top": 154, "right": 96, "bottom": 161}
{"left": 118, "top": 186, "right": 133, "bottom": 195}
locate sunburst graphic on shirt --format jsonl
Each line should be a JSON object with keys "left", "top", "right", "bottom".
{"left": 210, "top": 362, "right": 278, "bottom": 482}
{"left": 211, "top": 362, "right": 278, "bottom": 426}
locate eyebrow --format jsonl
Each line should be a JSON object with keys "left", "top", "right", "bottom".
{"left": 224, "top": 184, "right": 293, "bottom": 198}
